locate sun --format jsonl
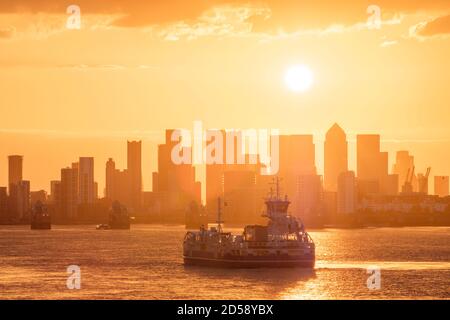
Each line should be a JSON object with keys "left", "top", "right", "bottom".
{"left": 284, "top": 65, "right": 314, "bottom": 92}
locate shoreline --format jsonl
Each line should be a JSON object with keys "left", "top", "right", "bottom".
{"left": 1, "top": 222, "right": 450, "bottom": 229}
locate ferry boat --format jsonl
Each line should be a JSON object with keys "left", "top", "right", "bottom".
{"left": 183, "top": 178, "right": 315, "bottom": 268}
{"left": 30, "top": 201, "right": 51, "bottom": 230}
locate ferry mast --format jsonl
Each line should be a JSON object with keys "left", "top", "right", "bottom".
{"left": 216, "top": 197, "right": 225, "bottom": 233}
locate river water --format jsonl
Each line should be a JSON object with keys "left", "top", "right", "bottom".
{"left": 0, "top": 225, "right": 448, "bottom": 299}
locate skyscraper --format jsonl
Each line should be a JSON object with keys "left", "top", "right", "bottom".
{"left": 324, "top": 123, "right": 348, "bottom": 192}
{"left": 434, "top": 176, "right": 449, "bottom": 197}
{"left": 152, "top": 130, "right": 201, "bottom": 217}
{"left": 8, "top": 155, "right": 29, "bottom": 221}
{"left": 357, "top": 134, "right": 380, "bottom": 181}
{"left": 0, "top": 187, "right": 7, "bottom": 221}
{"left": 105, "top": 158, "right": 116, "bottom": 200}
{"left": 206, "top": 130, "right": 226, "bottom": 215}
{"left": 71, "top": 161, "right": 79, "bottom": 199}
{"left": 8, "top": 155, "right": 23, "bottom": 195}
{"left": 18, "top": 180, "right": 30, "bottom": 220}
{"left": 127, "top": 141, "right": 142, "bottom": 211}
{"left": 223, "top": 170, "right": 258, "bottom": 224}
{"left": 50, "top": 180, "right": 61, "bottom": 204}
{"left": 78, "top": 157, "right": 94, "bottom": 204}
{"left": 61, "top": 167, "right": 78, "bottom": 220}
{"left": 393, "top": 151, "right": 415, "bottom": 192}
{"left": 356, "top": 134, "right": 388, "bottom": 195}
{"left": 204, "top": 129, "right": 272, "bottom": 224}
{"left": 297, "top": 174, "right": 323, "bottom": 222}
{"left": 337, "top": 171, "right": 356, "bottom": 214}
{"left": 279, "top": 135, "right": 316, "bottom": 215}
{"left": 104, "top": 154, "right": 132, "bottom": 206}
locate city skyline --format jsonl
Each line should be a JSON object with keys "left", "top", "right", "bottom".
{"left": 1, "top": 123, "right": 449, "bottom": 201}
{"left": 0, "top": 123, "right": 448, "bottom": 197}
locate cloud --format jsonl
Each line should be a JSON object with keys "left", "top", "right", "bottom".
{"left": 158, "top": 5, "right": 267, "bottom": 40}
{"left": 410, "top": 14, "right": 450, "bottom": 38}
{"left": 380, "top": 40, "right": 398, "bottom": 48}
{"left": 1, "top": 0, "right": 449, "bottom": 32}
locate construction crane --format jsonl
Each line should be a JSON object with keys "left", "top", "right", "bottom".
{"left": 418, "top": 167, "right": 431, "bottom": 194}
{"left": 402, "top": 166, "right": 414, "bottom": 194}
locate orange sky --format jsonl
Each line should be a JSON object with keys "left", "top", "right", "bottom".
{"left": 0, "top": 0, "right": 450, "bottom": 195}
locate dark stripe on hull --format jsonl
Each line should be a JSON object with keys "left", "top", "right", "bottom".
{"left": 31, "top": 224, "right": 51, "bottom": 230}
{"left": 184, "top": 256, "right": 315, "bottom": 268}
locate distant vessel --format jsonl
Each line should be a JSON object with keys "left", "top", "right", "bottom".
{"left": 183, "top": 178, "right": 315, "bottom": 268}
{"left": 185, "top": 201, "right": 208, "bottom": 230}
{"left": 109, "top": 201, "right": 130, "bottom": 229}
{"left": 96, "top": 224, "right": 110, "bottom": 230}
{"left": 30, "top": 201, "right": 51, "bottom": 230}
{"left": 96, "top": 201, "right": 130, "bottom": 230}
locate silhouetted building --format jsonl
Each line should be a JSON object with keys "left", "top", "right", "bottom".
{"left": 434, "top": 176, "right": 449, "bottom": 197}
{"left": 393, "top": 151, "right": 416, "bottom": 192}
{"left": 50, "top": 180, "right": 61, "bottom": 204}
{"left": 105, "top": 158, "right": 116, "bottom": 200}
{"left": 71, "top": 162, "right": 79, "bottom": 198}
{"left": 127, "top": 141, "right": 142, "bottom": 211}
{"left": 279, "top": 135, "right": 316, "bottom": 215}
{"left": 384, "top": 174, "right": 399, "bottom": 196}
{"left": 356, "top": 135, "right": 388, "bottom": 196}
{"left": 297, "top": 174, "right": 323, "bottom": 223}
{"left": 0, "top": 187, "right": 7, "bottom": 221}
{"left": 205, "top": 130, "right": 269, "bottom": 224}
{"left": 7, "top": 155, "right": 30, "bottom": 221}
{"left": 116, "top": 169, "right": 131, "bottom": 205}
{"left": 357, "top": 179, "right": 379, "bottom": 198}
{"left": 104, "top": 156, "right": 131, "bottom": 206}
{"left": 337, "top": 171, "right": 356, "bottom": 214}
{"left": 417, "top": 168, "right": 431, "bottom": 194}
{"left": 359, "top": 194, "right": 448, "bottom": 216}
{"left": 94, "top": 182, "right": 98, "bottom": 199}
{"left": 223, "top": 170, "right": 259, "bottom": 224}
{"left": 324, "top": 123, "right": 348, "bottom": 192}
{"left": 8, "top": 155, "right": 22, "bottom": 194}
{"left": 205, "top": 130, "right": 226, "bottom": 216}
{"left": 322, "top": 191, "right": 337, "bottom": 222}
{"left": 17, "top": 180, "right": 30, "bottom": 220}
{"left": 30, "top": 190, "right": 47, "bottom": 206}
{"left": 78, "top": 157, "right": 94, "bottom": 204}
{"left": 207, "top": 132, "right": 316, "bottom": 222}
{"left": 61, "top": 167, "right": 78, "bottom": 220}
{"left": 152, "top": 130, "right": 201, "bottom": 221}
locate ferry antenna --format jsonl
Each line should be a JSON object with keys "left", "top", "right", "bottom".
{"left": 269, "top": 176, "right": 283, "bottom": 200}
{"left": 216, "top": 197, "right": 225, "bottom": 233}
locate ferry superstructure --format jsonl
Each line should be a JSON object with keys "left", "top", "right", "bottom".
{"left": 183, "top": 179, "right": 315, "bottom": 268}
